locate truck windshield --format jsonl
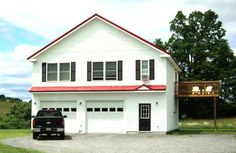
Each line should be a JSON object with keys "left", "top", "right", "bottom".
{"left": 37, "top": 111, "right": 61, "bottom": 117}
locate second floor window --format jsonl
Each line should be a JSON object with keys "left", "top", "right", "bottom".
{"left": 93, "top": 62, "right": 104, "bottom": 80}
{"left": 87, "top": 61, "right": 122, "bottom": 81}
{"left": 42, "top": 62, "right": 76, "bottom": 82}
{"left": 106, "top": 62, "right": 116, "bottom": 80}
{"left": 141, "top": 60, "right": 149, "bottom": 76}
{"left": 47, "top": 63, "right": 58, "bottom": 81}
{"left": 136, "top": 59, "right": 155, "bottom": 80}
{"left": 60, "top": 63, "right": 70, "bottom": 81}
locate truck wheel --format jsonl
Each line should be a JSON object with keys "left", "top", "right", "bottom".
{"left": 60, "top": 132, "right": 65, "bottom": 139}
{"left": 33, "top": 132, "right": 38, "bottom": 139}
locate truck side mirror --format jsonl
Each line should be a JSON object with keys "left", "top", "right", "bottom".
{"left": 63, "top": 115, "right": 67, "bottom": 118}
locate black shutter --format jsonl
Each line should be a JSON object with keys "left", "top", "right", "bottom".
{"left": 149, "top": 59, "right": 155, "bottom": 80}
{"left": 87, "top": 61, "right": 92, "bottom": 81}
{"left": 71, "top": 62, "right": 76, "bottom": 81}
{"left": 42, "top": 63, "right": 46, "bottom": 82}
{"left": 136, "top": 60, "right": 140, "bottom": 80}
{"left": 118, "top": 61, "right": 123, "bottom": 81}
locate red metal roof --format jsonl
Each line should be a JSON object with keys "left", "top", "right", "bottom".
{"left": 29, "top": 85, "right": 166, "bottom": 92}
{"left": 27, "top": 13, "right": 171, "bottom": 60}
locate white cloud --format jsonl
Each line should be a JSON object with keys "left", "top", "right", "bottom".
{"left": 0, "top": 0, "right": 235, "bottom": 53}
{"left": 0, "top": 44, "right": 40, "bottom": 100}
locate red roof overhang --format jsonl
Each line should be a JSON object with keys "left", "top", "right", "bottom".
{"left": 29, "top": 85, "right": 166, "bottom": 92}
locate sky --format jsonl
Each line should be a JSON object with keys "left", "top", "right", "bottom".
{"left": 0, "top": 0, "right": 235, "bottom": 101}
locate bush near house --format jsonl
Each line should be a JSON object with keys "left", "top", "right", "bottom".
{"left": 0, "top": 95, "right": 31, "bottom": 129}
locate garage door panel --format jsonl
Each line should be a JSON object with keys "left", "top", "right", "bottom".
{"left": 86, "top": 100, "right": 124, "bottom": 133}
{"left": 40, "top": 101, "right": 77, "bottom": 133}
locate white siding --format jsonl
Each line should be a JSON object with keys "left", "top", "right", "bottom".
{"left": 166, "top": 59, "right": 179, "bottom": 131}
{"left": 32, "top": 18, "right": 166, "bottom": 87}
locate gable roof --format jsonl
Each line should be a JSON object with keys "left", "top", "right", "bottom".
{"left": 27, "top": 13, "right": 181, "bottom": 71}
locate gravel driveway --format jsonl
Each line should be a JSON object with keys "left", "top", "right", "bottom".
{"left": 2, "top": 134, "right": 236, "bottom": 153}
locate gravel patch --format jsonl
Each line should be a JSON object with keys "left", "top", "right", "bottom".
{"left": 2, "top": 134, "right": 236, "bottom": 153}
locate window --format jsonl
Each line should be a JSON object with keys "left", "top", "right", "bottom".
{"left": 94, "top": 108, "right": 100, "bottom": 112}
{"left": 71, "top": 108, "right": 77, "bottom": 112}
{"left": 60, "top": 63, "right": 70, "bottom": 81}
{"left": 102, "top": 108, "right": 108, "bottom": 112}
{"left": 47, "top": 63, "right": 58, "bottom": 81}
{"left": 88, "top": 61, "right": 122, "bottom": 81}
{"left": 117, "top": 108, "right": 123, "bottom": 112}
{"left": 141, "top": 60, "right": 149, "bottom": 75}
{"left": 87, "top": 108, "right": 93, "bottom": 112}
{"left": 93, "top": 62, "right": 103, "bottom": 80}
{"left": 56, "top": 108, "right": 62, "bottom": 111}
{"left": 106, "top": 62, "right": 116, "bottom": 80}
{"left": 140, "top": 105, "right": 150, "bottom": 119}
{"left": 43, "top": 62, "right": 75, "bottom": 82}
{"left": 109, "top": 108, "right": 116, "bottom": 112}
{"left": 136, "top": 59, "right": 154, "bottom": 80}
{"left": 63, "top": 108, "right": 69, "bottom": 112}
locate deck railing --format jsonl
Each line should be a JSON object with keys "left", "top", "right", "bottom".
{"left": 175, "top": 81, "right": 221, "bottom": 97}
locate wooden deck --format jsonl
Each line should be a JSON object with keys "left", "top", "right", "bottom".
{"left": 175, "top": 81, "right": 221, "bottom": 98}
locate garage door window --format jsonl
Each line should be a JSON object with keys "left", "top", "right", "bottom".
{"left": 117, "top": 108, "right": 123, "bottom": 112}
{"left": 94, "top": 108, "right": 100, "bottom": 112}
{"left": 64, "top": 108, "right": 69, "bottom": 112}
{"left": 102, "top": 108, "right": 108, "bottom": 112}
{"left": 109, "top": 108, "right": 116, "bottom": 112}
{"left": 56, "top": 108, "right": 62, "bottom": 111}
{"left": 71, "top": 108, "right": 77, "bottom": 112}
{"left": 87, "top": 108, "right": 93, "bottom": 112}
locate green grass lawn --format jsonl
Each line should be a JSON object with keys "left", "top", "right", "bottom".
{"left": 170, "top": 117, "right": 236, "bottom": 135}
{"left": 0, "top": 129, "right": 43, "bottom": 153}
{"left": 0, "top": 143, "right": 42, "bottom": 153}
{"left": 0, "top": 129, "right": 31, "bottom": 140}
{"left": 179, "top": 117, "right": 236, "bottom": 129}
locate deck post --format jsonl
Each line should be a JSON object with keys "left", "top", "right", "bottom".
{"left": 213, "top": 96, "right": 217, "bottom": 131}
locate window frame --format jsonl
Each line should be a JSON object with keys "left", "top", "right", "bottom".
{"left": 47, "top": 63, "right": 58, "bottom": 81}
{"left": 59, "top": 63, "right": 71, "bottom": 81}
{"left": 46, "top": 62, "right": 71, "bottom": 82}
{"left": 91, "top": 61, "right": 118, "bottom": 81}
{"left": 92, "top": 62, "right": 104, "bottom": 80}
{"left": 105, "top": 61, "right": 117, "bottom": 80}
{"left": 141, "top": 60, "right": 149, "bottom": 76}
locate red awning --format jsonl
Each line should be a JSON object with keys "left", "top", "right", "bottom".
{"left": 29, "top": 85, "right": 166, "bottom": 92}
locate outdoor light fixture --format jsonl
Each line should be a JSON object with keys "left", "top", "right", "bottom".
{"left": 156, "top": 101, "right": 158, "bottom": 105}
{"left": 80, "top": 102, "right": 82, "bottom": 105}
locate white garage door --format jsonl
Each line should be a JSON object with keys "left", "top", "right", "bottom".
{"left": 86, "top": 100, "right": 124, "bottom": 133}
{"left": 40, "top": 101, "right": 77, "bottom": 133}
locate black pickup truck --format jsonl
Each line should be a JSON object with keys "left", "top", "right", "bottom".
{"left": 32, "top": 110, "right": 67, "bottom": 139}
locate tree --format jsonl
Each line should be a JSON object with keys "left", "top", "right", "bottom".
{"left": 0, "top": 102, "right": 31, "bottom": 129}
{"left": 154, "top": 38, "right": 166, "bottom": 49}
{"left": 153, "top": 10, "right": 236, "bottom": 118}
{"left": 166, "top": 10, "right": 235, "bottom": 103}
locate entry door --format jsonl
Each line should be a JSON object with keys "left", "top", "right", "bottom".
{"left": 139, "top": 104, "right": 151, "bottom": 131}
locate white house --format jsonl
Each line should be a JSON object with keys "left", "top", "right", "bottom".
{"left": 28, "top": 13, "right": 181, "bottom": 134}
